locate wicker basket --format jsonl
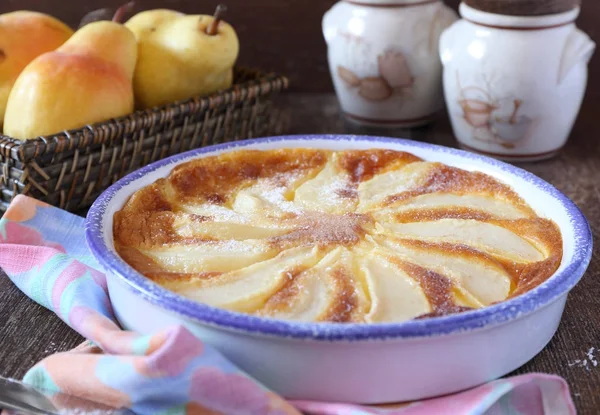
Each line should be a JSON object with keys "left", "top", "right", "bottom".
{"left": 0, "top": 67, "right": 289, "bottom": 214}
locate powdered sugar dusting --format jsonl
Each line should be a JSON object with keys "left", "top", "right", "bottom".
{"left": 588, "top": 347, "right": 597, "bottom": 366}
{"left": 568, "top": 347, "right": 598, "bottom": 371}
{"left": 180, "top": 203, "right": 248, "bottom": 223}
{"left": 258, "top": 182, "right": 303, "bottom": 214}
{"left": 269, "top": 212, "right": 371, "bottom": 248}
{"left": 327, "top": 177, "right": 358, "bottom": 200}
{"left": 44, "top": 341, "right": 57, "bottom": 355}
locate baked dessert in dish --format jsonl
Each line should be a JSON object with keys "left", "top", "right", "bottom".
{"left": 113, "top": 148, "right": 563, "bottom": 324}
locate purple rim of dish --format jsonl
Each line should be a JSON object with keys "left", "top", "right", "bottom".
{"left": 85, "top": 134, "right": 593, "bottom": 341}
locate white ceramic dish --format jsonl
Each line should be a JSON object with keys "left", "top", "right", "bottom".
{"left": 86, "top": 135, "right": 592, "bottom": 404}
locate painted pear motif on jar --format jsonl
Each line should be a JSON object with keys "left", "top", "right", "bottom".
{"left": 440, "top": 3, "right": 595, "bottom": 161}
{"left": 323, "top": 0, "right": 457, "bottom": 127}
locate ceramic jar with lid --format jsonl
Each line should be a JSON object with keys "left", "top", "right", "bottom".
{"left": 440, "top": 2, "right": 595, "bottom": 161}
{"left": 322, "top": 0, "right": 457, "bottom": 128}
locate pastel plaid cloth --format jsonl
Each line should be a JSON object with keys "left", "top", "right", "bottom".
{"left": 0, "top": 195, "right": 576, "bottom": 415}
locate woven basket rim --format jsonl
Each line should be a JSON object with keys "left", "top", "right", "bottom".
{"left": 0, "top": 66, "right": 288, "bottom": 162}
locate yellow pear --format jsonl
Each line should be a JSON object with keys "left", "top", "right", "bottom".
{"left": 3, "top": 16, "right": 137, "bottom": 140}
{"left": 125, "top": 5, "right": 239, "bottom": 109}
{"left": 0, "top": 11, "right": 73, "bottom": 130}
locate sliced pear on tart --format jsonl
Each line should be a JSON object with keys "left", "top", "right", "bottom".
{"left": 258, "top": 247, "right": 368, "bottom": 322}
{"left": 138, "top": 239, "right": 279, "bottom": 274}
{"left": 358, "top": 249, "right": 432, "bottom": 323}
{"left": 169, "top": 245, "right": 324, "bottom": 312}
{"left": 378, "top": 219, "right": 544, "bottom": 263}
{"left": 371, "top": 193, "right": 533, "bottom": 221}
{"left": 372, "top": 235, "right": 512, "bottom": 306}
{"left": 294, "top": 154, "right": 358, "bottom": 214}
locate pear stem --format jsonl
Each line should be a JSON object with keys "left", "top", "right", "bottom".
{"left": 206, "top": 4, "right": 227, "bottom": 35}
{"left": 112, "top": 1, "right": 135, "bottom": 23}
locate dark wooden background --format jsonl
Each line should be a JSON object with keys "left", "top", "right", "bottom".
{"left": 1, "top": 0, "right": 600, "bottom": 413}
{"left": 1, "top": 0, "right": 597, "bottom": 97}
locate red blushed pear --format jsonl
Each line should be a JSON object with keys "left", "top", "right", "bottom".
{"left": 125, "top": 4, "right": 239, "bottom": 109}
{"left": 3, "top": 5, "right": 137, "bottom": 140}
{"left": 0, "top": 11, "right": 73, "bottom": 130}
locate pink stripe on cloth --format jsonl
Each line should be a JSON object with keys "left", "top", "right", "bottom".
{"left": 136, "top": 328, "right": 205, "bottom": 377}
{"left": 68, "top": 305, "right": 146, "bottom": 355}
{"left": 0, "top": 244, "right": 61, "bottom": 274}
{"left": 69, "top": 305, "right": 120, "bottom": 337}
{"left": 291, "top": 374, "right": 576, "bottom": 415}
{"left": 52, "top": 261, "right": 88, "bottom": 312}
{"left": 89, "top": 267, "right": 108, "bottom": 290}
{"left": 1, "top": 221, "right": 65, "bottom": 252}
{"left": 189, "top": 367, "right": 282, "bottom": 414}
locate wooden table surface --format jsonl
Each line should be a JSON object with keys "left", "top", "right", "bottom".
{"left": 1, "top": 93, "right": 599, "bottom": 413}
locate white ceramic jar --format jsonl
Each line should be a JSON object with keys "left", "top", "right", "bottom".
{"left": 440, "top": 3, "right": 595, "bottom": 161}
{"left": 323, "top": 0, "right": 457, "bottom": 127}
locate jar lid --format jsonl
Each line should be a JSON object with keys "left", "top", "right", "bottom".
{"left": 463, "top": 0, "right": 580, "bottom": 16}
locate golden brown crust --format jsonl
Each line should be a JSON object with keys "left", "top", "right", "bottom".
{"left": 337, "top": 149, "right": 422, "bottom": 183}
{"left": 114, "top": 211, "right": 176, "bottom": 247}
{"left": 322, "top": 266, "right": 361, "bottom": 323}
{"left": 259, "top": 266, "right": 310, "bottom": 314}
{"left": 498, "top": 218, "right": 563, "bottom": 297}
{"left": 168, "top": 149, "right": 328, "bottom": 205}
{"left": 113, "top": 148, "right": 563, "bottom": 324}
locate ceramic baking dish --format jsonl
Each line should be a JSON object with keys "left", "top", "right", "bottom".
{"left": 85, "top": 135, "right": 592, "bottom": 404}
